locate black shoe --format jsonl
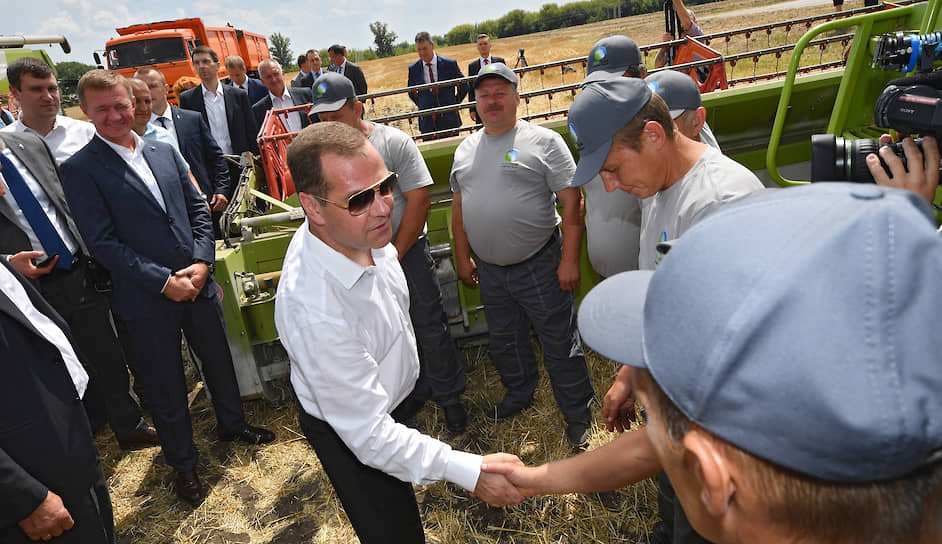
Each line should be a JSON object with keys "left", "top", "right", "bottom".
{"left": 443, "top": 403, "right": 468, "bottom": 432}
{"left": 175, "top": 470, "right": 204, "bottom": 506}
{"left": 115, "top": 421, "right": 160, "bottom": 450}
{"left": 218, "top": 424, "right": 275, "bottom": 445}
{"left": 566, "top": 421, "right": 589, "bottom": 448}
{"left": 495, "top": 396, "right": 533, "bottom": 421}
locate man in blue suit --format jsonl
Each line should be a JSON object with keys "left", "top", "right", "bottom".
{"left": 407, "top": 32, "right": 468, "bottom": 139}
{"left": 60, "top": 70, "right": 274, "bottom": 507}
{"left": 223, "top": 56, "right": 268, "bottom": 105}
{"left": 135, "top": 67, "right": 231, "bottom": 237}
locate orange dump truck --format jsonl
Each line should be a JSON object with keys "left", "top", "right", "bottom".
{"left": 104, "top": 18, "right": 269, "bottom": 96}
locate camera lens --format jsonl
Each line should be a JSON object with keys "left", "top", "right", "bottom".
{"left": 812, "top": 135, "right": 880, "bottom": 183}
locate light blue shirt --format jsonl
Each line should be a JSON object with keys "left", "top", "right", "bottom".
{"left": 142, "top": 122, "right": 190, "bottom": 170}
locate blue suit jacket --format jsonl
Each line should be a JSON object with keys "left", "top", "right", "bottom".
{"left": 60, "top": 137, "right": 217, "bottom": 320}
{"left": 408, "top": 55, "right": 468, "bottom": 134}
{"left": 168, "top": 106, "right": 230, "bottom": 197}
{"left": 225, "top": 77, "right": 268, "bottom": 106}
{"left": 179, "top": 83, "right": 259, "bottom": 155}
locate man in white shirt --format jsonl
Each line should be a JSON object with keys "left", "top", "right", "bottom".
{"left": 223, "top": 55, "right": 267, "bottom": 105}
{"left": 307, "top": 49, "right": 327, "bottom": 80}
{"left": 251, "top": 59, "right": 312, "bottom": 131}
{"left": 467, "top": 34, "right": 506, "bottom": 123}
{"left": 0, "top": 58, "right": 95, "bottom": 165}
{"left": 0, "top": 257, "right": 116, "bottom": 543}
{"left": 274, "top": 121, "right": 523, "bottom": 544}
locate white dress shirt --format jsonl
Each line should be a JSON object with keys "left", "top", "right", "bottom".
{"left": 269, "top": 89, "right": 304, "bottom": 133}
{"left": 0, "top": 148, "right": 80, "bottom": 255}
{"left": 0, "top": 263, "right": 88, "bottom": 397}
{"left": 1, "top": 115, "right": 96, "bottom": 165}
{"left": 274, "top": 223, "right": 482, "bottom": 492}
{"left": 201, "top": 83, "right": 233, "bottom": 154}
{"left": 98, "top": 132, "right": 167, "bottom": 212}
{"left": 150, "top": 108, "right": 178, "bottom": 146}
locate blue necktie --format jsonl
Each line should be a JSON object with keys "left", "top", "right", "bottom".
{"left": 0, "top": 153, "right": 73, "bottom": 270}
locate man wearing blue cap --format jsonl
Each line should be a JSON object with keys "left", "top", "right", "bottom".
{"left": 572, "top": 76, "right": 761, "bottom": 543}
{"left": 450, "top": 62, "right": 595, "bottom": 446}
{"left": 484, "top": 182, "right": 942, "bottom": 544}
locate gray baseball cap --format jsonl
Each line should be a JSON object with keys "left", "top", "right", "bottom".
{"left": 647, "top": 70, "right": 702, "bottom": 118}
{"left": 310, "top": 72, "right": 355, "bottom": 114}
{"left": 584, "top": 35, "right": 644, "bottom": 84}
{"left": 568, "top": 77, "right": 652, "bottom": 187}
{"left": 578, "top": 182, "right": 942, "bottom": 483}
{"left": 474, "top": 62, "right": 517, "bottom": 89}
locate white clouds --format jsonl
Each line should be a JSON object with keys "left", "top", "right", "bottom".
{"left": 16, "top": 0, "right": 552, "bottom": 65}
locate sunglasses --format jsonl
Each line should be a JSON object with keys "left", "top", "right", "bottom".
{"left": 317, "top": 172, "right": 397, "bottom": 216}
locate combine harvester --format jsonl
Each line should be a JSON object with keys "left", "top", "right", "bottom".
{"left": 212, "top": 0, "right": 942, "bottom": 401}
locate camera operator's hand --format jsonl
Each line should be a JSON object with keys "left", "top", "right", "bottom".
{"left": 867, "top": 134, "right": 939, "bottom": 204}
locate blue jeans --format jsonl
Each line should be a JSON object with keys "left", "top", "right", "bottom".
{"left": 476, "top": 231, "right": 594, "bottom": 423}
{"left": 400, "top": 235, "right": 466, "bottom": 406}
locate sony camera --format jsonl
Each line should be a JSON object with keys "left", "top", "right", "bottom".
{"left": 811, "top": 32, "right": 942, "bottom": 183}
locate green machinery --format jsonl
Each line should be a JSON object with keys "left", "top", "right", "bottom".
{"left": 0, "top": 35, "right": 70, "bottom": 98}
{"left": 215, "top": 1, "right": 942, "bottom": 400}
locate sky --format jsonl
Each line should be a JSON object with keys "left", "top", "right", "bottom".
{"left": 9, "top": 0, "right": 557, "bottom": 66}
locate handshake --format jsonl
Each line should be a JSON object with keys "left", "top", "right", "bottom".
{"left": 472, "top": 453, "right": 543, "bottom": 507}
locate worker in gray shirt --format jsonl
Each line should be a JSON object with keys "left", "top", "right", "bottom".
{"left": 450, "top": 63, "right": 594, "bottom": 447}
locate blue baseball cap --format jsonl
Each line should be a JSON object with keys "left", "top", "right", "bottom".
{"left": 647, "top": 69, "right": 702, "bottom": 118}
{"left": 578, "top": 183, "right": 942, "bottom": 483}
{"left": 584, "top": 35, "right": 644, "bottom": 84}
{"left": 475, "top": 62, "right": 518, "bottom": 89}
{"left": 568, "top": 77, "right": 652, "bottom": 187}
{"left": 311, "top": 72, "right": 356, "bottom": 114}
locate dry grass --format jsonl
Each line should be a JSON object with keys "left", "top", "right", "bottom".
{"left": 100, "top": 345, "right": 655, "bottom": 544}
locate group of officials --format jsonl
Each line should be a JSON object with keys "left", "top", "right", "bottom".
{"left": 1, "top": 28, "right": 940, "bottom": 544}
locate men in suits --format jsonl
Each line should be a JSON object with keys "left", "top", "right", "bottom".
{"left": 327, "top": 45, "right": 368, "bottom": 96}
{"left": 61, "top": 70, "right": 275, "bottom": 506}
{"left": 0, "top": 257, "right": 115, "bottom": 543}
{"left": 179, "top": 45, "right": 259, "bottom": 232}
{"left": 136, "top": 67, "right": 231, "bottom": 238}
{"left": 467, "top": 34, "right": 505, "bottom": 123}
{"left": 1, "top": 57, "right": 95, "bottom": 165}
{"left": 252, "top": 59, "right": 313, "bottom": 132}
{"left": 0, "top": 130, "right": 157, "bottom": 451}
{"left": 290, "top": 54, "right": 314, "bottom": 89}
{"left": 407, "top": 32, "right": 468, "bottom": 139}
{"left": 223, "top": 55, "right": 268, "bottom": 105}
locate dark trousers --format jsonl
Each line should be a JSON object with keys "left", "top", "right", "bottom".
{"left": 475, "top": 231, "right": 594, "bottom": 423}
{"left": 119, "top": 292, "right": 244, "bottom": 472}
{"left": 298, "top": 407, "right": 425, "bottom": 544}
{"left": 0, "top": 459, "right": 115, "bottom": 544}
{"left": 401, "top": 236, "right": 466, "bottom": 406}
{"left": 38, "top": 259, "right": 142, "bottom": 434}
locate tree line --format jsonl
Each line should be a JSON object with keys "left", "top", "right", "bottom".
{"left": 367, "top": 0, "right": 719, "bottom": 58}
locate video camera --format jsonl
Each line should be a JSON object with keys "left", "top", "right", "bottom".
{"left": 811, "top": 32, "right": 942, "bottom": 182}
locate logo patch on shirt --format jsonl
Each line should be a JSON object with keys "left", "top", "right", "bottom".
{"left": 505, "top": 148, "right": 519, "bottom": 162}
{"left": 655, "top": 230, "right": 669, "bottom": 266}
{"left": 315, "top": 82, "right": 328, "bottom": 97}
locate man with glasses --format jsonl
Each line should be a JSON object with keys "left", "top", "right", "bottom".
{"left": 274, "top": 121, "right": 524, "bottom": 544}
{"left": 309, "top": 72, "right": 468, "bottom": 432}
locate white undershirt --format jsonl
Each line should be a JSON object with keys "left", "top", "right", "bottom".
{"left": 201, "top": 83, "right": 233, "bottom": 154}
